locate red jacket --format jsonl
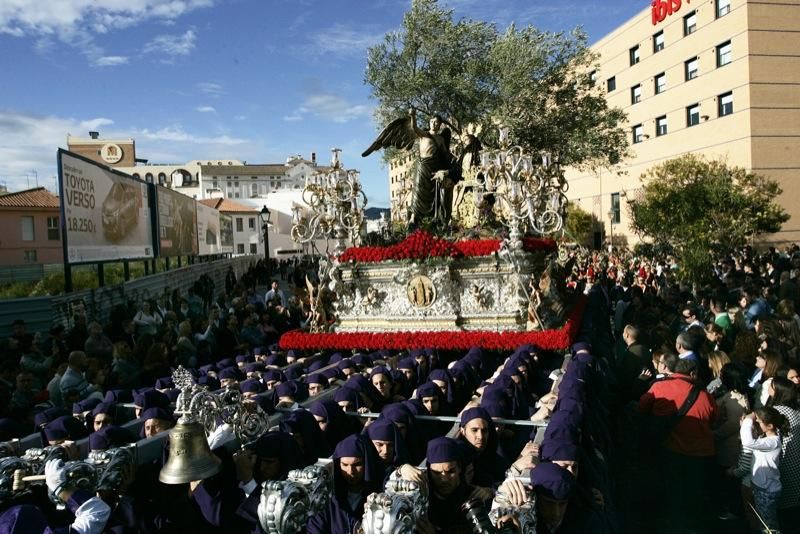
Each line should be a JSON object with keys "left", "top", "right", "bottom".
{"left": 637, "top": 373, "right": 717, "bottom": 457}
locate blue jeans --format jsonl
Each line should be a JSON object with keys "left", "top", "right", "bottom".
{"left": 752, "top": 485, "right": 781, "bottom": 532}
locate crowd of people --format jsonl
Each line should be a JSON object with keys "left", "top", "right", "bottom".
{"left": 0, "top": 243, "right": 797, "bottom": 533}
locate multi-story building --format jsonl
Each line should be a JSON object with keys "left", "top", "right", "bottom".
{"left": 0, "top": 187, "right": 62, "bottom": 265}
{"left": 66, "top": 132, "right": 137, "bottom": 168}
{"left": 388, "top": 154, "right": 415, "bottom": 222}
{"left": 198, "top": 154, "right": 327, "bottom": 200}
{"left": 565, "top": 0, "right": 800, "bottom": 247}
{"left": 198, "top": 198, "right": 261, "bottom": 256}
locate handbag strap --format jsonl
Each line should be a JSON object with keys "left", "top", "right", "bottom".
{"left": 674, "top": 382, "right": 702, "bottom": 419}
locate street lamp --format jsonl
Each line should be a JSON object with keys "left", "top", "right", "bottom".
{"left": 607, "top": 208, "right": 615, "bottom": 252}
{"left": 259, "top": 206, "right": 272, "bottom": 260}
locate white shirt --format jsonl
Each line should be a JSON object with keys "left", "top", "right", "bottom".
{"left": 740, "top": 418, "right": 782, "bottom": 493}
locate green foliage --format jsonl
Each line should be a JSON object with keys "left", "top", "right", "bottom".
{"left": 0, "top": 260, "right": 162, "bottom": 298}
{"left": 563, "top": 202, "right": 594, "bottom": 245}
{"left": 364, "top": 0, "right": 628, "bottom": 168}
{"left": 629, "top": 154, "right": 789, "bottom": 282}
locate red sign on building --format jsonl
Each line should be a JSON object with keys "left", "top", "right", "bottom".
{"left": 652, "top": 0, "right": 690, "bottom": 25}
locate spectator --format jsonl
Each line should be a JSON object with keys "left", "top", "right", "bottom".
{"left": 706, "top": 350, "right": 732, "bottom": 395}
{"left": 739, "top": 407, "right": 788, "bottom": 533}
{"left": 84, "top": 322, "right": 113, "bottom": 362}
{"left": 767, "top": 377, "right": 800, "bottom": 526}
{"left": 264, "top": 280, "right": 287, "bottom": 308}
{"left": 132, "top": 301, "right": 162, "bottom": 337}
{"left": 637, "top": 358, "right": 717, "bottom": 532}
{"left": 753, "top": 348, "right": 783, "bottom": 408}
{"left": 59, "top": 351, "right": 101, "bottom": 403}
{"left": 18, "top": 334, "right": 52, "bottom": 391}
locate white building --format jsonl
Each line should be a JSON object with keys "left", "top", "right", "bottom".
{"left": 198, "top": 198, "right": 260, "bottom": 256}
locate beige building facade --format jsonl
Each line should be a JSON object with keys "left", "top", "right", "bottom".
{"left": 389, "top": 154, "right": 415, "bottom": 223}
{"left": 565, "top": 0, "right": 800, "bottom": 247}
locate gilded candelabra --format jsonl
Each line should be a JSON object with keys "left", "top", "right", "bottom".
{"left": 478, "top": 127, "right": 568, "bottom": 249}
{"left": 291, "top": 148, "right": 367, "bottom": 256}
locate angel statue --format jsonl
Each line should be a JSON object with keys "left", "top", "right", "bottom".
{"left": 362, "top": 109, "right": 481, "bottom": 226}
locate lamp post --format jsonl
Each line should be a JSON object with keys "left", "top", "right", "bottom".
{"left": 607, "top": 208, "right": 615, "bottom": 252}
{"left": 260, "top": 206, "right": 272, "bottom": 260}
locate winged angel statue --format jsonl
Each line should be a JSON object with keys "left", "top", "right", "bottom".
{"left": 362, "top": 110, "right": 481, "bottom": 225}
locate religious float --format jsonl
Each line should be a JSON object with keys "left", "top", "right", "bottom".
{"left": 280, "top": 119, "right": 583, "bottom": 352}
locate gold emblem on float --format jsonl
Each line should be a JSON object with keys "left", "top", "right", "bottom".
{"left": 406, "top": 275, "right": 436, "bottom": 308}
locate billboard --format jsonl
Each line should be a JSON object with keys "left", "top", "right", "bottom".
{"left": 58, "top": 149, "right": 154, "bottom": 263}
{"left": 156, "top": 185, "right": 198, "bottom": 257}
{"left": 196, "top": 202, "right": 229, "bottom": 255}
{"left": 220, "top": 214, "right": 234, "bottom": 251}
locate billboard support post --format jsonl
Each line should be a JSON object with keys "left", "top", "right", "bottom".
{"left": 123, "top": 261, "right": 130, "bottom": 281}
{"left": 165, "top": 257, "right": 170, "bottom": 271}
{"left": 177, "top": 256, "right": 182, "bottom": 268}
{"left": 97, "top": 263, "right": 105, "bottom": 287}
{"left": 144, "top": 261, "right": 150, "bottom": 276}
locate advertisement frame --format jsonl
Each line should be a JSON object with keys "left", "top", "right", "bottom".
{"left": 154, "top": 184, "right": 199, "bottom": 258}
{"left": 57, "top": 148, "right": 156, "bottom": 265}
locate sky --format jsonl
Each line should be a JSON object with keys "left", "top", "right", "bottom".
{"left": 0, "top": 0, "right": 643, "bottom": 208}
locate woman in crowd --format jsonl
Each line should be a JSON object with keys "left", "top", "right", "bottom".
{"left": 132, "top": 300, "right": 162, "bottom": 337}
{"left": 712, "top": 363, "right": 750, "bottom": 517}
{"left": 706, "top": 350, "right": 731, "bottom": 395}
{"left": 739, "top": 407, "right": 788, "bottom": 534}
{"left": 752, "top": 348, "right": 783, "bottom": 408}
{"left": 767, "top": 376, "right": 800, "bottom": 527}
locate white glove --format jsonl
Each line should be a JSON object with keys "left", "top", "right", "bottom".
{"left": 207, "top": 423, "right": 234, "bottom": 450}
{"left": 72, "top": 496, "right": 112, "bottom": 534}
{"left": 45, "top": 458, "right": 67, "bottom": 495}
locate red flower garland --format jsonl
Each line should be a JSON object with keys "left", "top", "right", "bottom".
{"left": 338, "top": 230, "right": 557, "bottom": 264}
{"left": 279, "top": 296, "right": 586, "bottom": 351}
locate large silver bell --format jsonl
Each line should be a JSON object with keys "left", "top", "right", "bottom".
{"left": 159, "top": 418, "right": 221, "bottom": 484}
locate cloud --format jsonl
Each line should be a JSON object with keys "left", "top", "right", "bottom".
{"left": 0, "top": 110, "right": 251, "bottom": 193}
{"left": 143, "top": 29, "right": 196, "bottom": 59}
{"left": 0, "top": 1, "right": 212, "bottom": 65}
{"left": 234, "top": 115, "right": 247, "bottom": 121}
{"left": 138, "top": 126, "right": 247, "bottom": 145}
{"left": 306, "top": 24, "right": 385, "bottom": 56}
{"left": 285, "top": 93, "right": 371, "bottom": 124}
{"left": 0, "top": 0, "right": 213, "bottom": 37}
{"left": 93, "top": 55, "right": 129, "bottom": 67}
{"left": 197, "top": 82, "right": 224, "bottom": 96}
{"left": 195, "top": 106, "right": 216, "bottom": 113}
{"left": 0, "top": 111, "right": 114, "bottom": 191}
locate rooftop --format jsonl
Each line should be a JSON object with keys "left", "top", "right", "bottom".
{"left": 0, "top": 187, "right": 60, "bottom": 209}
{"left": 198, "top": 198, "right": 258, "bottom": 213}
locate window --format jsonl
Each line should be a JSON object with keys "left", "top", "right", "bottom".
{"left": 234, "top": 192, "right": 240, "bottom": 198}
{"left": 687, "top": 104, "right": 701, "bottom": 127}
{"left": 47, "top": 216, "right": 59, "bottom": 240}
{"left": 684, "top": 11, "right": 697, "bottom": 36}
{"left": 631, "top": 84, "right": 642, "bottom": 104}
{"left": 611, "top": 193, "right": 621, "bottom": 225}
{"left": 251, "top": 184, "right": 258, "bottom": 196}
{"left": 248, "top": 217, "right": 255, "bottom": 229}
{"left": 716, "top": 0, "right": 731, "bottom": 18}
{"left": 656, "top": 115, "right": 668, "bottom": 136}
{"left": 629, "top": 45, "right": 640, "bottom": 66}
{"left": 632, "top": 124, "right": 644, "bottom": 144}
{"left": 655, "top": 72, "right": 666, "bottom": 94}
{"left": 653, "top": 30, "right": 664, "bottom": 53}
{"left": 237, "top": 243, "right": 245, "bottom": 254}
{"left": 24, "top": 250, "right": 37, "bottom": 263}
{"left": 719, "top": 91, "right": 734, "bottom": 117}
{"left": 21, "top": 216, "right": 34, "bottom": 241}
{"left": 717, "top": 41, "right": 732, "bottom": 67}
{"left": 685, "top": 57, "right": 699, "bottom": 80}
{"left": 236, "top": 218, "right": 243, "bottom": 232}
{"left": 234, "top": 181, "right": 239, "bottom": 187}
{"left": 213, "top": 180, "right": 218, "bottom": 188}
{"left": 250, "top": 243, "right": 257, "bottom": 254}
{"left": 607, "top": 76, "right": 616, "bottom": 92}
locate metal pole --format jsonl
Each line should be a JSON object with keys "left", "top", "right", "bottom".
{"left": 263, "top": 224, "right": 270, "bottom": 260}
